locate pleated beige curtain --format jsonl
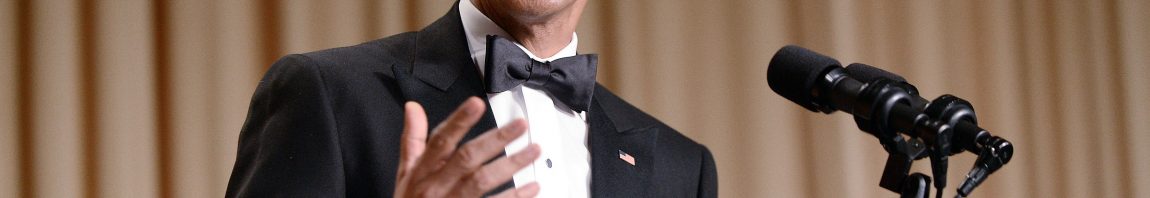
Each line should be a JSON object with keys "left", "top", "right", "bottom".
{"left": 2, "top": 0, "right": 1148, "bottom": 197}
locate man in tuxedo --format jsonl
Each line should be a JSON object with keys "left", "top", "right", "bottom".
{"left": 226, "top": 0, "right": 717, "bottom": 197}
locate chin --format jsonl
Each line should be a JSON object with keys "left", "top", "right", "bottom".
{"left": 506, "top": 0, "right": 579, "bottom": 19}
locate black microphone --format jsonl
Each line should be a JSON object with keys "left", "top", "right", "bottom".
{"left": 767, "top": 45, "right": 923, "bottom": 144}
{"left": 846, "top": 63, "right": 951, "bottom": 195}
{"left": 766, "top": 45, "right": 847, "bottom": 113}
{"left": 768, "top": 45, "right": 1013, "bottom": 156}
{"left": 957, "top": 136, "right": 1012, "bottom": 197}
{"left": 843, "top": 63, "right": 919, "bottom": 106}
{"left": 844, "top": 63, "right": 909, "bottom": 83}
{"left": 843, "top": 63, "right": 1012, "bottom": 157}
{"left": 767, "top": 45, "right": 1013, "bottom": 197}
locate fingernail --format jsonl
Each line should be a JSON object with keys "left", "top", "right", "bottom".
{"left": 466, "top": 97, "right": 485, "bottom": 113}
{"left": 465, "top": 100, "right": 483, "bottom": 115}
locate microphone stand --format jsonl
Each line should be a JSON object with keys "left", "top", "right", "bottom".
{"left": 920, "top": 95, "right": 1013, "bottom": 198}
{"left": 848, "top": 78, "right": 943, "bottom": 198}
{"left": 956, "top": 136, "right": 1013, "bottom": 197}
{"left": 794, "top": 59, "right": 1013, "bottom": 197}
{"left": 875, "top": 134, "right": 931, "bottom": 198}
{"left": 766, "top": 45, "right": 1016, "bottom": 197}
{"left": 851, "top": 79, "right": 995, "bottom": 198}
{"left": 864, "top": 92, "right": 1014, "bottom": 198}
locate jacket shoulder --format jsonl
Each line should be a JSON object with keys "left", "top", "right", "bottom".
{"left": 290, "top": 31, "right": 418, "bottom": 76}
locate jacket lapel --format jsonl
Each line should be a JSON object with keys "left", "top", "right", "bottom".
{"left": 393, "top": 1, "right": 497, "bottom": 143}
{"left": 588, "top": 85, "right": 659, "bottom": 197}
{"left": 390, "top": 1, "right": 512, "bottom": 194}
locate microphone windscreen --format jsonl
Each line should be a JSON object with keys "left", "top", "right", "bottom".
{"left": 767, "top": 45, "right": 842, "bottom": 112}
{"left": 844, "top": 63, "right": 907, "bottom": 83}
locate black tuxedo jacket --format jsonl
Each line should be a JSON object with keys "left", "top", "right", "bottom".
{"left": 226, "top": 3, "right": 717, "bottom": 197}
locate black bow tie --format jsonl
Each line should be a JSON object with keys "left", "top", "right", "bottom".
{"left": 484, "top": 35, "right": 598, "bottom": 112}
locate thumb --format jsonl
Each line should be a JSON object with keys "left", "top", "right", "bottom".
{"left": 399, "top": 101, "right": 429, "bottom": 177}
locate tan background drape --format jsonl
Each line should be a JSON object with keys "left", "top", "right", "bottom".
{"left": 3, "top": 0, "right": 1148, "bottom": 197}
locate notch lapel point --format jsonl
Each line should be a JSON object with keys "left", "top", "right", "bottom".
{"left": 410, "top": 1, "right": 473, "bottom": 92}
{"left": 396, "top": 0, "right": 498, "bottom": 151}
{"left": 396, "top": 2, "right": 512, "bottom": 194}
{"left": 587, "top": 92, "right": 658, "bottom": 197}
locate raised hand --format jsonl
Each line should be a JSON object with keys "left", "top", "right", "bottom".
{"left": 394, "top": 97, "right": 541, "bottom": 198}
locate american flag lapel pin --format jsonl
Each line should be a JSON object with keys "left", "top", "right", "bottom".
{"left": 618, "top": 150, "right": 636, "bottom": 166}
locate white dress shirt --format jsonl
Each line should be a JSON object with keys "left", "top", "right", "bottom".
{"left": 458, "top": 1, "right": 591, "bottom": 197}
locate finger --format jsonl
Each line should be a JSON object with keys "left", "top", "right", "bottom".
{"left": 398, "top": 101, "right": 428, "bottom": 179}
{"left": 415, "top": 120, "right": 531, "bottom": 196}
{"left": 448, "top": 144, "right": 541, "bottom": 197}
{"left": 486, "top": 182, "right": 540, "bottom": 198}
{"left": 435, "top": 119, "right": 528, "bottom": 182}
{"left": 421, "top": 97, "right": 485, "bottom": 160}
{"left": 411, "top": 97, "right": 486, "bottom": 179}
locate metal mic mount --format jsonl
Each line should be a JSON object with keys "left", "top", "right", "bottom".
{"left": 848, "top": 77, "right": 1012, "bottom": 198}
{"left": 956, "top": 136, "right": 1013, "bottom": 197}
{"left": 768, "top": 45, "right": 1016, "bottom": 197}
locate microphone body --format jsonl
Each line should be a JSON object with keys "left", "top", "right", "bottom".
{"left": 768, "top": 46, "right": 935, "bottom": 148}
{"left": 844, "top": 63, "right": 1000, "bottom": 155}
{"left": 768, "top": 45, "right": 1012, "bottom": 157}
{"left": 845, "top": 63, "right": 1019, "bottom": 195}
{"left": 767, "top": 45, "right": 1013, "bottom": 197}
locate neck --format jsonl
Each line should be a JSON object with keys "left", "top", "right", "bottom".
{"left": 504, "top": 20, "right": 575, "bottom": 58}
{"left": 474, "top": 1, "right": 583, "bottom": 58}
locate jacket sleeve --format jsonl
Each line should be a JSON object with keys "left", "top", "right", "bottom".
{"left": 226, "top": 54, "right": 347, "bottom": 197}
{"left": 698, "top": 145, "right": 718, "bottom": 198}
